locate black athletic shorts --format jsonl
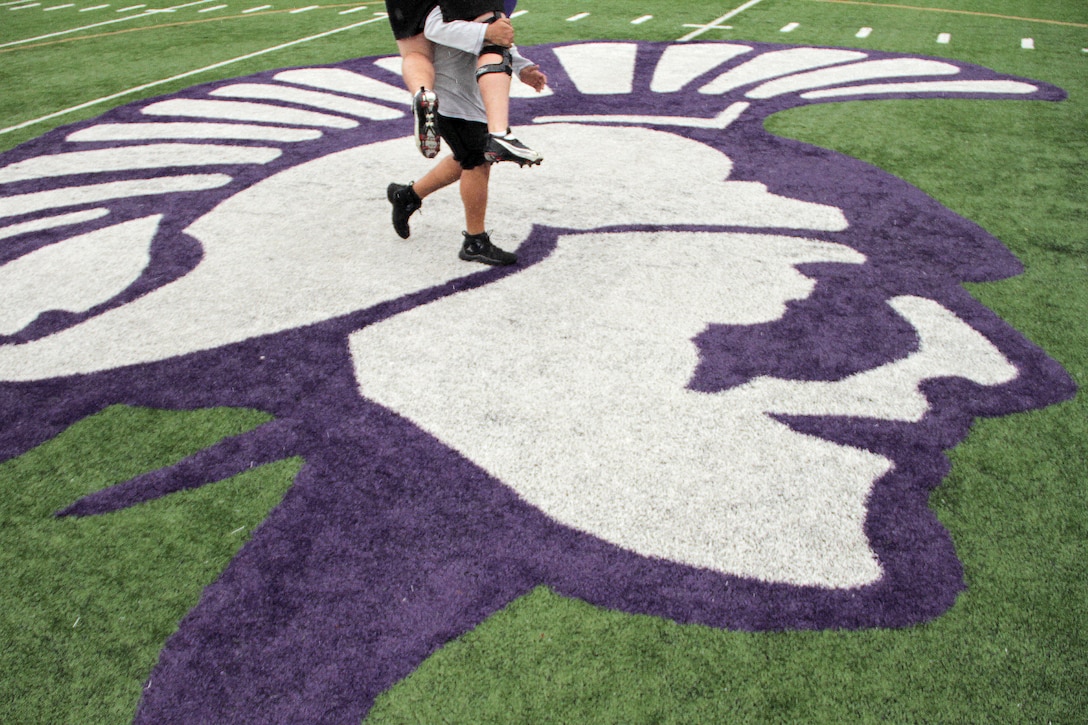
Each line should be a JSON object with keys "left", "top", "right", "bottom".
{"left": 384, "top": 0, "right": 435, "bottom": 40}
{"left": 437, "top": 114, "right": 489, "bottom": 170}
{"left": 440, "top": 0, "right": 503, "bottom": 22}
{"left": 386, "top": 0, "right": 502, "bottom": 38}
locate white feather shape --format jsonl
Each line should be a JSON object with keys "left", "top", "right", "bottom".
{"left": 0, "top": 215, "right": 159, "bottom": 336}
{"left": 0, "top": 144, "right": 280, "bottom": 183}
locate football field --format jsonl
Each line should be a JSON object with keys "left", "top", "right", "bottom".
{"left": 1, "top": 0, "right": 1085, "bottom": 722}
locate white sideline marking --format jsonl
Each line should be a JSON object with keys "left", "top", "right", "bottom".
{"left": 631, "top": 14, "right": 652, "bottom": 25}
{"left": 338, "top": 5, "right": 365, "bottom": 13}
{"left": 8, "top": 3, "right": 41, "bottom": 8}
{"left": 937, "top": 33, "right": 950, "bottom": 44}
{"left": 45, "top": 4, "right": 76, "bottom": 10}
{"left": 856, "top": 27, "right": 871, "bottom": 38}
{"left": 242, "top": 4, "right": 269, "bottom": 11}
{"left": 290, "top": 4, "right": 317, "bottom": 12}
{"left": 2, "top": 0, "right": 221, "bottom": 49}
{"left": 198, "top": 3, "right": 226, "bottom": 10}
{"left": 1021, "top": 37, "right": 1034, "bottom": 49}
{"left": 566, "top": 12, "right": 588, "bottom": 21}
{"left": 1, "top": 7, "right": 148, "bottom": 47}
{"left": 80, "top": 4, "right": 110, "bottom": 10}
{"left": 781, "top": 22, "right": 799, "bottom": 32}
{"left": 678, "top": 0, "right": 764, "bottom": 42}
{"left": 0, "top": 16, "right": 387, "bottom": 136}
{"left": 510, "top": 9, "right": 526, "bottom": 18}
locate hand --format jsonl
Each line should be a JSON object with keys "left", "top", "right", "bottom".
{"left": 518, "top": 64, "right": 548, "bottom": 92}
{"left": 484, "top": 17, "right": 514, "bottom": 47}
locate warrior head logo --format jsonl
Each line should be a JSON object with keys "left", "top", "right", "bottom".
{"left": 0, "top": 41, "right": 1075, "bottom": 721}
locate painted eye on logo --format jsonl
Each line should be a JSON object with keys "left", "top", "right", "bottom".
{"left": 0, "top": 41, "right": 1075, "bottom": 723}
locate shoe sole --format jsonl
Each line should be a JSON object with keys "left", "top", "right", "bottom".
{"left": 459, "top": 250, "right": 516, "bottom": 266}
{"left": 485, "top": 153, "right": 542, "bottom": 167}
{"left": 413, "top": 92, "right": 440, "bottom": 159}
{"left": 485, "top": 138, "right": 542, "bottom": 167}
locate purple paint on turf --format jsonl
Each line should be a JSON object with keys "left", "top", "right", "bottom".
{"left": 0, "top": 42, "right": 1074, "bottom": 723}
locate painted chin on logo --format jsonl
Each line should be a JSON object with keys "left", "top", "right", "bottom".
{"left": 0, "top": 40, "right": 1077, "bottom": 722}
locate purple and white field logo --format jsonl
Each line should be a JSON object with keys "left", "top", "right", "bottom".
{"left": 0, "top": 41, "right": 1076, "bottom": 722}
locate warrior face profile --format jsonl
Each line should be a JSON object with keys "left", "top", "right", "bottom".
{"left": 0, "top": 42, "right": 1075, "bottom": 722}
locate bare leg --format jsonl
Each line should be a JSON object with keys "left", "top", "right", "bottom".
{"left": 395, "top": 34, "right": 435, "bottom": 93}
{"left": 414, "top": 155, "right": 463, "bottom": 199}
{"left": 473, "top": 12, "right": 511, "bottom": 135}
{"left": 477, "top": 60, "right": 510, "bottom": 135}
{"left": 460, "top": 163, "right": 491, "bottom": 235}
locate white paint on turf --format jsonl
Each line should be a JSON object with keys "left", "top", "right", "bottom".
{"left": 209, "top": 83, "right": 403, "bottom": 120}
{"left": 351, "top": 228, "right": 891, "bottom": 588}
{"left": 802, "top": 80, "right": 1038, "bottom": 100}
{"left": 0, "top": 143, "right": 280, "bottom": 183}
{"left": 698, "top": 47, "right": 867, "bottom": 95}
{"left": 66, "top": 122, "right": 322, "bottom": 143}
{"left": 650, "top": 43, "right": 752, "bottom": 93}
{"left": 0, "top": 124, "right": 845, "bottom": 378}
{"left": 0, "top": 175, "right": 230, "bottom": 220}
{"left": 0, "top": 216, "right": 158, "bottom": 335}
{"left": 140, "top": 99, "right": 359, "bottom": 127}
{"left": 745, "top": 58, "right": 960, "bottom": 99}
{"left": 0, "top": 209, "right": 109, "bottom": 241}
{"left": 553, "top": 43, "right": 638, "bottom": 95}
{"left": 274, "top": 68, "right": 409, "bottom": 105}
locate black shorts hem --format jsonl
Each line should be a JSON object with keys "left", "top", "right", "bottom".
{"left": 437, "top": 114, "right": 490, "bottom": 170}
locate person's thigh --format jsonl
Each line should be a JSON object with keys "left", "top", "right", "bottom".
{"left": 385, "top": 0, "right": 434, "bottom": 39}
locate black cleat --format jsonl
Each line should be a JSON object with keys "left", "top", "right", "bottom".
{"left": 459, "top": 231, "right": 517, "bottom": 265}
{"left": 413, "top": 87, "right": 440, "bottom": 159}
{"left": 484, "top": 131, "right": 542, "bottom": 166}
{"left": 387, "top": 182, "right": 422, "bottom": 239}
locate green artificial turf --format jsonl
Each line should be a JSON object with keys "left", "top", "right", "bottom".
{"left": 0, "top": 406, "right": 299, "bottom": 723}
{"left": 0, "top": 0, "right": 1084, "bottom": 722}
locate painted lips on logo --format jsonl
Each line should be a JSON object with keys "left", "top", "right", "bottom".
{"left": 0, "top": 41, "right": 1076, "bottom": 722}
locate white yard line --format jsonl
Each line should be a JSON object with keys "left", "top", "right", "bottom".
{"left": 2, "top": 0, "right": 213, "bottom": 48}
{"left": 0, "top": 15, "right": 387, "bottom": 136}
{"left": 678, "top": 0, "right": 766, "bottom": 42}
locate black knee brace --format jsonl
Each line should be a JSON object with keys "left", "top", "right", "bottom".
{"left": 475, "top": 45, "right": 513, "bottom": 78}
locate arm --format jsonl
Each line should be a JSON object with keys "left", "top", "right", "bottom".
{"left": 424, "top": 7, "right": 513, "bottom": 56}
{"left": 511, "top": 47, "right": 547, "bottom": 92}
